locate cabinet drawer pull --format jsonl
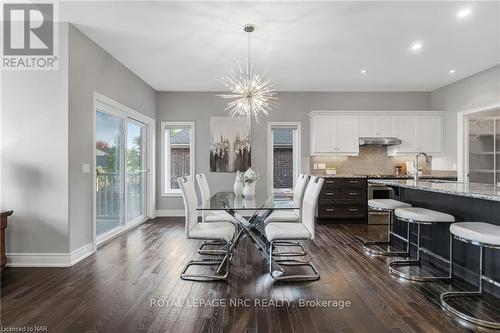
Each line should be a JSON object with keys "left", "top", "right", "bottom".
{"left": 349, "top": 208, "right": 359, "bottom": 212}
{"left": 325, "top": 192, "right": 334, "bottom": 196}
{"left": 325, "top": 180, "right": 335, "bottom": 185}
{"left": 349, "top": 192, "right": 358, "bottom": 196}
{"left": 349, "top": 180, "right": 358, "bottom": 184}
{"left": 325, "top": 208, "right": 335, "bottom": 212}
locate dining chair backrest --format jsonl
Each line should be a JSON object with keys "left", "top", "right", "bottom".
{"left": 195, "top": 173, "right": 211, "bottom": 220}
{"left": 178, "top": 176, "right": 198, "bottom": 238}
{"left": 301, "top": 176, "right": 325, "bottom": 240}
{"left": 293, "top": 174, "right": 310, "bottom": 209}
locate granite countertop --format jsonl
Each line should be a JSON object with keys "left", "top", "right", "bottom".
{"left": 368, "top": 179, "right": 500, "bottom": 202}
{"left": 312, "top": 174, "right": 457, "bottom": 180}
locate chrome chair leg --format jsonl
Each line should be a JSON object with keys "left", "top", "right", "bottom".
{"left": 441, "top": 241, "right": 500, "bottom": 329}
{"left": 269, "top": 240, "right": 320, "bottom": 282}
{"left": 198, "top": 240, "right": 227, "bottom": 255}
{"left": 389, "top": 223, "right": 452, "bottom": 282}
{"left": 272, "top": 241, "right": 307, "bottom": 256}
{"left": 181, "top": 239, "right": 232, "bottom": 282}
{"left": 363, "top": 210, "right": 409, "bottom": 256}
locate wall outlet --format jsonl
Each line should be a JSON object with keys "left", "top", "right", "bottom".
{"left": 82, "top": 163, "right": 90, "bottom": 174}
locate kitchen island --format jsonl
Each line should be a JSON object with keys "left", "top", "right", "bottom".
{"left": 369, "top": 179, "right": 500, "bottom": 297}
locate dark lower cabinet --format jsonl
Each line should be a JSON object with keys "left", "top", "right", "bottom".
{"left": 317, "top": 177, "right": 367, "bottom": 224}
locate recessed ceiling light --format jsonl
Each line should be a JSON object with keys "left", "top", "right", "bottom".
{"left": 457, "top": 8, "right": 472, "bottom": 18}
{"left": 360, "top": 69, "right": 367, "bottom": 74}
{"left": 410, "top": 41, "right": 423, "bottom": 52}
{"left": 449, "top": 69, "right": 456, "bottom": 74}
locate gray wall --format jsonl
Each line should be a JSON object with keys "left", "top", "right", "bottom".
{"left": 156, "top": 91, "right": 431, "bottom": 211}
{"left": 1, "top": 24, "right": 70, "bottom": 253}
{"left": 68, "top": 25, "right": 156, "bottom": 251}
{"left": 431, "top": 65, "right": 500, "bottom": 170}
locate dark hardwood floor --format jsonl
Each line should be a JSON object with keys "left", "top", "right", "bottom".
{"left": 0, "top": 218, "right": 496, "bottom": 332}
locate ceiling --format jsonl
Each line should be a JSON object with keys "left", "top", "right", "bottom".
{"left": 60, "top": 1, "right": 500, "bottom": 92}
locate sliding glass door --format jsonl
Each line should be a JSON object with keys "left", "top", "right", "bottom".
{"left": 95, "top": 109, "right": 147, "bottom": 240}
{"left": 96, "top": 111, "right": 125, "bottom": 236}
{"left": 126, "top": 120, "right": 146, "bottom": 222}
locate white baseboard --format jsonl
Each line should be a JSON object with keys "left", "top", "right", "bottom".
{"left": 156, "top": 209, "right": 185, "bottom": 217}
{"left": 7, "top": 242, "right": 95, "bottom": 268}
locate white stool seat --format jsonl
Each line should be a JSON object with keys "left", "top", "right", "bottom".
{"left": 189, "top": 222, "right": 236, "bottom": 242}
{"left": 395, "top": 207, "right": 455, "bottom": 223}
{"left": 205, "top": 211, "right": 237, "bottom": 223}
{"left": 265, "top": 223, "right": 311, "bottom": 241}
{"left": 450, "top": 222, "right": 500, "bottom": 246}
{"left": 264, "top": 210, "right": 300, "bottom": 223}
{"left": 368, "top": 199, "right": 411, "bottom": 210}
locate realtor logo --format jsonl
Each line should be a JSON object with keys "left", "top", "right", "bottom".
{"left": 2, "top": 2, "right": 58, "bottom": 70}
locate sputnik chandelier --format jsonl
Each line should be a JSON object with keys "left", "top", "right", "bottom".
{"left": 217, "top": 24, "right": 278, "bottom": 120}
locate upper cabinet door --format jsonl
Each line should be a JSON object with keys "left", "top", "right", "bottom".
{"left": 310, "top": 115, "right": 336, "bottom": 154}
{"left": 336, "top": 115, "right": 359, "bottom": 153}
{"left": 359, "top": 115, "right": 395, "bottom": 137}
{"left": 376, "top": 116, "right": 396, "bottom": 137}
{"left": 417, "top": 116, "right": 442, "bottom": 153}
{"left": 395, "top": 116, "right": 418, "bottom": 153}
{"left": 359, "top": 116, "right": 378, "bottom": 136}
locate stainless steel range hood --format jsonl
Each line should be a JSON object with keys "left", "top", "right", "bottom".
{"left": 359, "top": 137, "right": 402, "bottom": 146}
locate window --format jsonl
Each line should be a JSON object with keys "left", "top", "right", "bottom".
{"left": 162, "top": 121, "right": 195, "bottom": 195}
{"left": 267, "top": 122, "right": 301, "bottom": 195}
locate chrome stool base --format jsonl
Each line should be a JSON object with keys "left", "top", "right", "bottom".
{"left": 389, "top": 259, "right": 451, "bottom": 282}
{"left": 181, "top": 257, "right": 229, "bottom": 282}
{"left": 389, "top": 221, "right": 452, "bottom": 281}
{"left": 363, "top": 209, "right": 410, "bottom": 257}
{"left": 440, "top": 236, "right": 500, "bottom": 329}
{"left": 363, "top": 241, "right": 409, "bottom": 257}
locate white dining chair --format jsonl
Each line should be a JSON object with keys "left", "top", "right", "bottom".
{"left": 195, "top": 173, "right": 239, "bottom": 255}
{"left": 264, "top": 174, "right": 309, "bottom": 224}
{"left": 265, "top": 176, "right": 324, "bottom": 281}
{"left": 178, "top": 176, "right": 237, "bottom": 281}
{"left": 196, "top": 173, "right": 238, "bottom": 223}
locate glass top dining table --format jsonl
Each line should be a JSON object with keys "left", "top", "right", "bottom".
{"left": 196, "top": 191, "right": 298, "bottom": 275}
{"left": 197, "top": 191, "right": 298, "bottom": 211}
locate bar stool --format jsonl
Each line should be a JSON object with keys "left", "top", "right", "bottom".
{"left": 389, "top": 207, "right": 455, "bottom": 281}
{"left": 441, "top": 222, "right": 500, "bottom": 329}
{"left": 363, "top": 199, "right": 412, "bottom": 256}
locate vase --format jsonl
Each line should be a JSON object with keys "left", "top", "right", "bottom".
{"left": 233, "top": 172, "right": 243, "bottom": 197}
{"left": 243, "top": 182, "right": 255, "bottom": 198}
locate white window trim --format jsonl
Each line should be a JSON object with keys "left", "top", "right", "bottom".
{"left": 161, "top": 121, "right": 195, "bottom": 197}
{"left": 267, "top": 121, "right": 301, "bottom": 196}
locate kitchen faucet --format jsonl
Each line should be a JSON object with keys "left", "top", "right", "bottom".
{"left": 413, "top": 153, "right": 431, "bottom": 181}
{"left": 414, "top": 152, "right": 431, "bottom": 181}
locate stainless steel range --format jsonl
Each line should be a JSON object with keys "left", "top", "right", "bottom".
{"left": 366, "top": 176, "right": 396, "bottom": 224}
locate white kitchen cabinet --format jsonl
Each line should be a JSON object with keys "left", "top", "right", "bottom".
{"left": 417, "top": 116, "right": 442, "bottom": 153}
{"left": 310, "top": 114, "right": 359, "bottom": 155}
{"left": 359, "top": 115, "right": 395, "bottom": 137}
{"left": 336, "top": 116, "right": 359, "bottom": 153}
{"left": 310, "top": 115, "right": 336, "bottom": 154}
{"left": 388, "top": 115, "right": 443, "bottom": 155}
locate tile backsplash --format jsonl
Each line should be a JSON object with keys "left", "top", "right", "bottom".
{"left": 310, "top": 146, "right": 431, "bottom": 175}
